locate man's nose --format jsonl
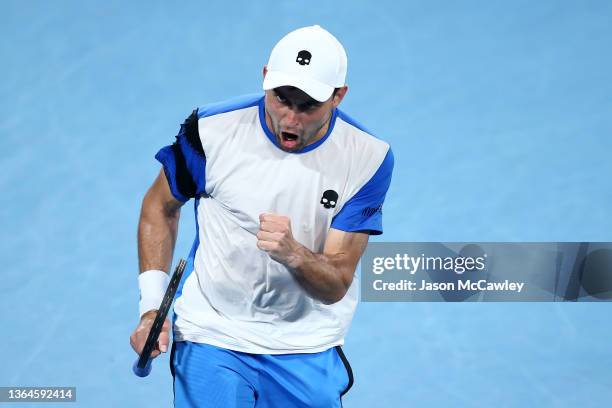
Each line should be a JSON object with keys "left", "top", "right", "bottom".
{"left": 283, "top": 107, "right": 299, "bottom": 126}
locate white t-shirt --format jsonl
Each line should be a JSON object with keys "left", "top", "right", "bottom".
{"left": 155, "top": 94, "right": 393, "bottom": 354}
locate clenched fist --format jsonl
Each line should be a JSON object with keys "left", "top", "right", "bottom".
{"left": 256, "top": 213, "right": 303, "bottom": 268}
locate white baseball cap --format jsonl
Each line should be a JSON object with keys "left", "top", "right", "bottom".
{"left": 263, "top": 25, "right": 347, "bottom": 102}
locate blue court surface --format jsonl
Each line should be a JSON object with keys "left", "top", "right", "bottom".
{"left": 1, "top": 1, "right": 611, "bottom": 406}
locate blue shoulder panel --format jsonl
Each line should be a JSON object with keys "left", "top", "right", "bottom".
{"left": 155, "top": 110, "right": 204, "bottom": 202}
{"left": 330, "top": 148, "right": 394, "bottom": 235}
{"left": 198, "top": 93, "right": 262, "bottom": 119}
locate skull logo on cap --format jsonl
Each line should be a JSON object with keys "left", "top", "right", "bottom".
{"left": 296, "top": 50, "right": 312, "bottom": 66}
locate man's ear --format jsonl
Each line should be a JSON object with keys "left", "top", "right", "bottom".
{"left": 332, "top": 86, "right": 349, "bottom": 108}
{"left": 263, "top": 65, "right": 268, "bottom": 79}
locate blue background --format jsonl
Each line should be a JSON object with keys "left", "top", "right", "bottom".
{"left": 1, "top": 0, "right": 611, "bottom": 406}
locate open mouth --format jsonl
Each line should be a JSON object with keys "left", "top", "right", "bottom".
{"left": 280, "top": 132, "right": 299, "bottom": 149}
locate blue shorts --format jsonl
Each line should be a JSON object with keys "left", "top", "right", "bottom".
{"left": 170, "top": 341, "right": 353, "bottom": 407}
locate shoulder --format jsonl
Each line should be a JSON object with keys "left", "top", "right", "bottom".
{"left": 196, "top": 93, "right": 263, "bottom": 120}
{"left": 331, "top": 109, "right": 393, "bottom": 176}
{"left": 333, "top": 109, "right": 391, "bottom": 157}
{"left": 179, "top": 94, "right": 263, "bottom": 153}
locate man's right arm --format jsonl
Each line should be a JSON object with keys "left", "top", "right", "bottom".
{"left": 130, "top": 168, "right": 184, "bottom": 358}
{"left": 138, "top": 168, "right": 184, "bottom": 274}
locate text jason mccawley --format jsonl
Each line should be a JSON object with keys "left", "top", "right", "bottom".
{"left": 371, "top": 254, "right": 525, "bottom": 293}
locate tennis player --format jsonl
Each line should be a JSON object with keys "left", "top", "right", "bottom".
{"left": 130, "top": 25, "right": 394, "bottom": 407}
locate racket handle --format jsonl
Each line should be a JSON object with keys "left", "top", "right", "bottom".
{"left": 132, "top": 358, "right": 152, "bottom": 377}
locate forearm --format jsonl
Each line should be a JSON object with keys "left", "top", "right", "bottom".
{"left": 289, "top": 245, "right": 353, "bottom": 305}
{"left": 256, "top": 215, "right": 367, "bottom": 304}
{"left": 137, "top": 191, "right": 181, "bottom": 273}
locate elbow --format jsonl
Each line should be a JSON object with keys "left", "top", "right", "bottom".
{"left": 320, "top": 290, "right": 348, "bottom": 305}
{"left": 320, "top": 295, "right": 344, "bottom": 305}
{"left": 319, "top": 281, "right": 352, "bottom": 305}
{"left": 320, "top": 267, "right": 355, "bottom": 304}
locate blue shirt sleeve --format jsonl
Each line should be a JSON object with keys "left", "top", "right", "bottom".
{"left": 330, "top": 148, "right": 394, "bottom": 235}
{"left": 155, "top": 109, "right": 207, "bottom": 202}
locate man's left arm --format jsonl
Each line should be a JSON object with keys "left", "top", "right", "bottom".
{"left": 257, "top": 214, "right": 368, "bottom": 304}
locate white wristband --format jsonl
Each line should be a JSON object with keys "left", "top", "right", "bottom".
{"left": 138, "top": 270, "right": 170, "bottom": 318}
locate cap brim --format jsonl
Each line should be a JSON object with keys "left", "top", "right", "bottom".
{"left": 262, "top": 70, "right": 334, "bottom": 103}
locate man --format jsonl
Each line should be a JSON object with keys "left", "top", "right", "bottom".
{"left": 130, "top": 25, "right": 393, "bottom": 407}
